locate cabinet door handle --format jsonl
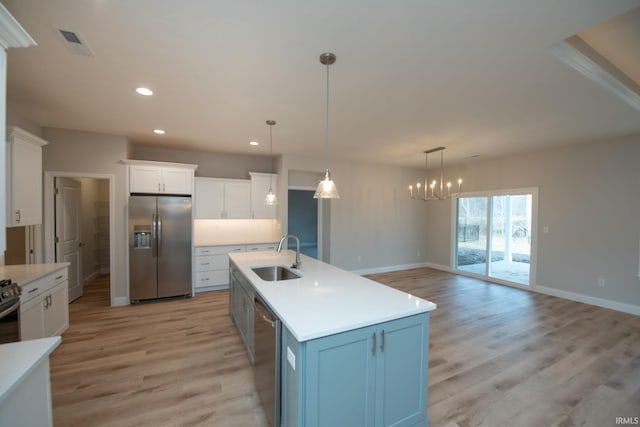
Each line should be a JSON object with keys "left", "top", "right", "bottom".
{"left": 158, "top": 183, "right": 161, "bottom": 191}
{"left": 163, "top": 183, "right": 166, "bottom": 192}
{"left": 372, "top": 332, "right": 377, "bottom": 356}
{"left": 380, "top": 330, "right": 385, "bottom": 353}
{"left": 15, "top": 210, "right": 21, "bottom": 223}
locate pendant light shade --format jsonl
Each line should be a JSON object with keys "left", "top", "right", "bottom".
{"left": 265, "top": 119, "right": 278, "bottom": 205}
{"left": 314, "top": 52, "right": 340, "bottom": 199}
{"left": 314, "top": 169, "right": 340, "bottom": 199}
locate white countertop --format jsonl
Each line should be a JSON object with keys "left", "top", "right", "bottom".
{"left": 0, "top": 263, "right": 69, "bottom": 286}
{"left": 0, "top": 337, "right": 61, "bottom": 404}
{"left": 229, "top": 251, "right": 436, "bottom": 342}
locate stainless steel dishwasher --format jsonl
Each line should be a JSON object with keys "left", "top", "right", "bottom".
{"left": 254, "top": 294, "right": 281, "bottom": 427}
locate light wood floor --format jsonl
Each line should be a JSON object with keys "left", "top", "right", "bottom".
{"left": 50, "top": 270, "right": 640, "bottom": 427}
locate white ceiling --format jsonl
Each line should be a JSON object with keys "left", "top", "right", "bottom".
{"left": 4, "top": 0, "right": 640, "bottom": 168}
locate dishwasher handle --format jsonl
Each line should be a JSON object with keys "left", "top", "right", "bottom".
{"left": 254, "top": 299, "right": 277, "bottom": 328}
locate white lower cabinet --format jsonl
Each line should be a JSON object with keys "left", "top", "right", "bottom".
{"left": 195, "top": 245, "right": 245, "bottom": 291}
{"left": 19, "top": 268, "right": 69, "bottom": 341}
{"left": 194, "top": 243, "right": 276, "bottom": 292}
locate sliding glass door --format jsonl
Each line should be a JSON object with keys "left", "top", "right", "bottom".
{"left": 455, "top": 190, "right": 536, "bottom": 286}
{"left": 456, "top": 197, "right": 488, "bottom": 276}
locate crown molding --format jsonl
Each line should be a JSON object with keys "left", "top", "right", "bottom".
{"left": 548, "top": 35, "right": 640, "bottom": 113}
{"left": 0, "top": 3, "right": 36, "bottom": 49}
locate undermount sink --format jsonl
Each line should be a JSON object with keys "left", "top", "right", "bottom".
{"left": 252, "top": 265, "right": 301, "bottom": 281}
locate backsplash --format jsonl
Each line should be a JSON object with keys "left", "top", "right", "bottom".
{"left": 194, "top": 219, "right": 281, "bottom": 246}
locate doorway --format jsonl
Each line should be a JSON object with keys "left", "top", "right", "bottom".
{"left": 454, "top": 188, "right": 537, "bottom": 286}
{"left": 288, "top": 189, "right": 321, "bottom": 259}
{"left": 44, "top": 172, "right": 115, "bottom": 305}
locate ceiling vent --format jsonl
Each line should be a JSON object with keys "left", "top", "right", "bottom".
{"left": 56, "top": 28, "right": 94, "bottom": 57}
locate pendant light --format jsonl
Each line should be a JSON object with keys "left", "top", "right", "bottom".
{"left": 265, "top": 120, "right": 278, "bottom": 205}
{"left": 314, "top": 52, "right": 340, "bottom": 199}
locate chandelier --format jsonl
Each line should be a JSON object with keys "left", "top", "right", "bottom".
{"left": 409, "top": 147, "right": 462, "bottom": 200}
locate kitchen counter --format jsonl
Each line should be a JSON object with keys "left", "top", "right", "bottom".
{"left": 0, "top": 337, "right": 61, "bottom": 427}
{"left": 229, "top": 250, "right": 436, "bottom": 342}
{"left": 0, "top": 263, "right": 69, "bottom": 286}
{"left": 0, "top": 336, "right": 61, "bottom": 403}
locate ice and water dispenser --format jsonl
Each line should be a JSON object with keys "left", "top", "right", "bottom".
{"left": 133, "top": 225, "right": 152, "bottom": 249}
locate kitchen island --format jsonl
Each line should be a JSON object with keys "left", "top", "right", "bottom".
{"left": 229, "top": 250, "right": 436, "bottom": 427}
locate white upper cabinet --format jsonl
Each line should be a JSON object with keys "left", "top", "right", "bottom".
{"left": 249, "top": 172, "right": 277, "bottom": 219}
{"left": 126, "top": 161, "right": 196, "bottom": 195}
{"left": 6, "top": 127, "right": 48, "bottom": 227}
{"left": 195, "top": 177, "right": 250, "bottom": 219}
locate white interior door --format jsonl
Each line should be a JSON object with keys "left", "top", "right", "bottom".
{"left": 55, "top": 177, "right": 83, "bottom": 302}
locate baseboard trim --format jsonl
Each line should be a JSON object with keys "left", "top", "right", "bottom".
{"left": 111, "top": 297, "right": 129, "bottom": 307}
{"left": 83, "top": 271, "right": 99, "bottom": 285}
{"left": 425, "top": 262, "right": 455, "bottom": 273}
{"left": 424, "top": 263, "right": 640, "bottom": 316}
{"left": 534, "top": 285, "right": 640, "bottom": 316}
{"left": 352, "top": 262, "right": 430, "bottom": 276}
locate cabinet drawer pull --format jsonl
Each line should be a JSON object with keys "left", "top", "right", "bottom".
{"left": 381, "top": 330, "right": 385, "bottom": 353}
{"left": 201, "top": 262, "right": 210, "bottom": 266}
{"left": 28, "top": 287, "right": 39, "bottom": 294}
{"left": 203, "top": 278, "right": 210, "bottom": 281}
{"left": 15, "top": 210, "right": 21, "bottom": 223}
{"left": 372, "top": 332, "right": 377, "bottom": 356}
{"left": 55, "top": 275, "right": 63, "bottom": 280}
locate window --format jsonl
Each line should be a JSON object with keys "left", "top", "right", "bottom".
{"left": 454, "top": 189, "right": 537, "bottom": 286}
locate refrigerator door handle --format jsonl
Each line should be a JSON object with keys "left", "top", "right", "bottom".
{"left": 152, "top": 213, "right": 158, "bottom": 258}
{"left": 157, "top": 214, "right": 163, "bottom": 257}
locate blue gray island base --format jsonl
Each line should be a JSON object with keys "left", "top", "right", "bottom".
{"left": 229, "top": 257, "right": 431, "bottom": 427}
{"left": 281, "top": 312, "right": 430, "bottom": 427}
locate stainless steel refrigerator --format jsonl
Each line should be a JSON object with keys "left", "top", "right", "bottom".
{"left": 129, "top": 195, "right": 192, "bottom": 302}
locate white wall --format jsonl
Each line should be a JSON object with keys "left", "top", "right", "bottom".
{"left": 424, "top": 135, "right": 640, "bottom": 309}
{"left": 6, "top": 106, "right": 42, "bottom": 137}
{"left": 130, "top": 143, "right": 272, "bottom": 179}
{"left": 279, "top": 155, "right": 429, "bottom": 272}
{"left": 42, "top": 128, "right": 128, "bottom": 306}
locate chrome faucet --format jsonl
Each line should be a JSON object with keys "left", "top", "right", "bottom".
{"left": 277, "top": 234, "right": 302, "bottom": 269}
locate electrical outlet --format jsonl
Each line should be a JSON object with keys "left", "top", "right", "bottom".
{"left": 597, "top": 277, "right": 606, "bottom": 287}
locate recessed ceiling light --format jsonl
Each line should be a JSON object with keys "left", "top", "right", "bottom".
{"left": 249, "top": 141, "right": 259, "bottom": 146}
{"left": 153, "top": 129, "right": 165, "bottom": 135}
{"left": 136, "top": 87, "right": 153, "bottom": 96}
